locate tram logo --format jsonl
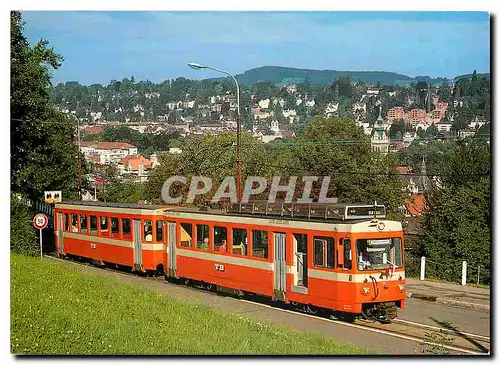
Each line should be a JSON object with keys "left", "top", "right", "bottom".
{"left": 161, "top": 176, "right": 338, "bottom": 204}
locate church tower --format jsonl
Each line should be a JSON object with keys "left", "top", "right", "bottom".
{"left": 371, "top": 105, "right": 389, "bottom": 155}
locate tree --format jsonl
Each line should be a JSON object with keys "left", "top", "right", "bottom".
{"left": 420, "top": 140, "right": 490, "bottom": 283}
{"left": 290, "top": 116, "right": 406, "bottom": 218}
{"left": 11, "top": 11, "right": 78, "bottom": 201}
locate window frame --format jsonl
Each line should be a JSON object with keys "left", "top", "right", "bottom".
{"left": 231, "top": 227, "right": 248, "bottom": 256}
{"left": 313, "top": 236, "right": 335, "bottom": 269}
{"left": 156, "top": 219, "right": 164, "bottom": 243}
{"left": 179, "top": 221, "right": 193, "bottom": 248}
{"left": 251, "top": 229, "right": 269, "bottom": 259}
{"left": 195, "top": 223, "right": 210, "bottom": 251}
{"left": 89, "top": 215, "right": 98, "bottom": 236}
{"left": 79, "top": 214, "right": 88, "bottom": 235}
{"left": 99, "top": 215, "right": 109, "bottom": 237}
{"left": 121, "top": 217, "right": 132, "bottom": 240}
{"left": 213, "top": 225, "right": 228, "bottom": 253}
{"left": 143, "top": 219, "right": 153, "bottom": 243}
{"left": 110, "top": 216, "right": 120, "bottom": 238}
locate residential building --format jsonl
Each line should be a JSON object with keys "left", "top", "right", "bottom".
{"left": 387, "top": 107, "right": 405, "bottom": 122}
{"left": 435, "top": 121, "right": 453, "bottom": 133}
{"left": 258, "top": 99, "right": 270, "bottom": 109}
{"left": 122, "top": 155, "right": 152, "bottom": 173}
{"left": 286, "top": 84, "right": 298, "bottom": 94}
{"left": 79, "top": 141, "right": 138, "bottom": 164}
{"left": 458, "top": 129, "right": 476, "bottom": 139}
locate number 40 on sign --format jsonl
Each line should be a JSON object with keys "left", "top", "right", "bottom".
{"left": 33, "top": 213, "right": 48, "bottom": 257}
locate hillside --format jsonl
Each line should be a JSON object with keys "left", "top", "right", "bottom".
{"left": 454, "top": 72, "right": 491, "bottom": 82}
{"left": 209, "top": 66, "right": 455, "bottom": 86}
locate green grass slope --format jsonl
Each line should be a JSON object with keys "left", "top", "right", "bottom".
{"left": 11, "top": 254, "right": 371, "bottom": 355}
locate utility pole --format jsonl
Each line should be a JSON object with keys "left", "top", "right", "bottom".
{"left": 236, "top": 111, "right": 243, "bottom": 202}
{"left": 187, "top": 62, "right": 243, "bottom": 202}
{"left": 76, "top": 116, "right": 82, "bottom": 201}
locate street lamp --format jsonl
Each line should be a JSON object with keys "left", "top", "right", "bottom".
{"left": 188, "top": 62, "right": 242, "bottom": 202}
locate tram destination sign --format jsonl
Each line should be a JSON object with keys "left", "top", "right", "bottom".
{"left": 345, "top": 205, "right": 386, "bottom": 220}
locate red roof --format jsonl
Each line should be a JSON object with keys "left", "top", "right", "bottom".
{"left": 396, "top": 166, "right": 411, "bottom": 174}
{"left": 122, "top": 155, "right": 152, "bottom": 171}
{"left": 78, "top": 141, "right": 97, "bottom": 147}
{"left": 405, "top": 194, "right": 425, "bottom": 216}
{"left": 91, "top": 142, "right": 136, "bottom": 150}
{"left": 83, "top": 126, "right": 104, "bottom": 135}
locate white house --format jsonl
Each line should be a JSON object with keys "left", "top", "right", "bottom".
{"left": 436, "top": 121, "right": 453, "bottom": 133}
{"left": 258, "top": 99, "right": 271, "bottom": 109}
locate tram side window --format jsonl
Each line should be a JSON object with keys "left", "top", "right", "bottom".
{"left": 156, "top": 220, "right": 164, "bottom": 243}
{"left": 196, "top": 224, "right": 209, "bottom": 250}
{"left": 79, "top": 214, "right": 88, "bottom": 234}
{"left": 252, "top": 230, "right": 268, "bottom": 259}
{"left": 122, "top": 219, "right": 131, "bottom": 239}
{"left": 313, "top": 239, "right": 324, "bottom": 266}
{"left": 90, "top": 215, "right": 98, "bottom": 235}
{"left": 391, "top": 238, "right": 403, "bottom": 268}
{"left": 344, "top": 239, "right": 352, "bottom": 270}
{"left": 64, "top": 213, "right": 69, "bottom": 231}
{"left": 144, "top": 220, "right": 153, "bottom": 242}
{"left": 70, "top": 214, "right": 78, "bottom": 232}
{"left": 232, "top": 228, "right": 247, "bottom": 256}
{"left": 313, "top": 237, "right": 335, "bottom": 268}
{"left": 100, "top": 216, "right": 109, "bottom": 236}
{"left": 180, "top": 223, "right": 193, "bottom": 248}
{"left": 110, "top": 217, "right": 119, "bottom": 237}
{"left": 213, "top": 226, "right": 227, "bottom": 252}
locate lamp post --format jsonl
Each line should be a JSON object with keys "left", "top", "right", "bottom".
{"left": 188, "top": 62, "right": 242, "bottom": 202}
{"left": 70, "top": 113, "right": 83, "bottom": 201}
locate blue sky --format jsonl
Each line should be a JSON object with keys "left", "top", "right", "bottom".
{"left": 22, "top": 11, "right": 490, "bottom": 85}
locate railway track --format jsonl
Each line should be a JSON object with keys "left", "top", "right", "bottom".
{"left": 42, "top": 254, "right": 490, "bottom": 355}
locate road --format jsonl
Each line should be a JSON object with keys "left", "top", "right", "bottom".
{"left": 398, "top": 298, "right": 490, "bottom": 338}
{"left": 45, "top": 257, "right": 490, "bottom": 355}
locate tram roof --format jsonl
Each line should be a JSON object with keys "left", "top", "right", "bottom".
{"left": 56, "top": 201, "right": 168, "bottom": 211}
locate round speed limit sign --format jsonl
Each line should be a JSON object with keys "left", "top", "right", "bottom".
{"left": 33, "top": 213, "right": 48, "bottom": 230}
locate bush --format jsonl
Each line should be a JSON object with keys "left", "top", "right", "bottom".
{"left": 10, "top": 196, "right": 38, "bottom": 256}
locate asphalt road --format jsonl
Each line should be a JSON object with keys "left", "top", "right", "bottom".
{"left": 398, "top": 298, "right": 490, "bottom": 338}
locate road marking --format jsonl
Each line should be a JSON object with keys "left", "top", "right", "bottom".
{"left": 232, "top": 298, "right": 487, "bottom": 355}
{"left": 393, "top": 318, "right": 490, "bottom": 341}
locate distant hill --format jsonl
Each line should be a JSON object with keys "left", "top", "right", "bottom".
{"left": 207, "top": 66, "right": 488, "bottom": 86}
{"left": 207, "top": 66, "right": 455, "bottom": 86}
{"left": 454, "top": 72, "right": 490, "bottom": 82}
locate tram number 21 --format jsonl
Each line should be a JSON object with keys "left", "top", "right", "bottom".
{"left": 215, "top": 263, "right": 225, "bottom": 272}
{"left": 90, "top": 243, "right": 97, "bottom": 249}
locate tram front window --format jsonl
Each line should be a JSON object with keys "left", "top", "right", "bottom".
{"left": 356, "top": 238, "right": 402, "bottom": 271}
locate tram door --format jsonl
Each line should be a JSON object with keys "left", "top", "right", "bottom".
{"left": 273, "top": 232, "right": 286, "bottom": 301}
{"left": 293, "top": 233, "right": 308, "bottom": 288}
{"left": 57, "top": 213, "right": 64, "bottom": 254}
{"left": 133, "top": 219, "right": 142, "bottom": 271}
{"left": 166, "top": 222, "right": 177, "bottom": 277}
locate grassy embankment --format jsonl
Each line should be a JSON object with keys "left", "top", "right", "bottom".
{"left": 11, "top": 254, "right": 371, "bottom": 355}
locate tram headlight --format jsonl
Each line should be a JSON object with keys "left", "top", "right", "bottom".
{"left": 397, "top": 284, "right": 405, "bottom": 292}
{"left": 377, "top": 222, "right": 385, "bottom": 231}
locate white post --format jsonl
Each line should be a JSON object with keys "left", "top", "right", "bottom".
{"left": 461, "top": 261, "right": 467, "bottom": 286}
{"left": 420, "top": 256, "right": 426, "bottom": 281}
{"left": 477, "top": 265, "right": 480, "bottom": 285}
{"left": 39, "top": 228, "right": 43, "bottom": 258}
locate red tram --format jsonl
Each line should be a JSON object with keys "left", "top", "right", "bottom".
{"left": 54, "top": 201, "right": 406, "bottom": 321}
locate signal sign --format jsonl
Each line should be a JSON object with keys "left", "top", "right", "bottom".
{"left": 33, "top": 213, "right": 48, "bottom": 230}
